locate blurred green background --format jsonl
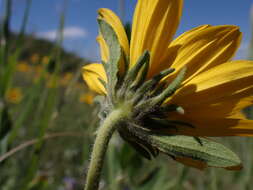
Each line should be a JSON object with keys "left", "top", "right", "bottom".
{"left": 0, "top": 0, "right": 253, "bottom": 190}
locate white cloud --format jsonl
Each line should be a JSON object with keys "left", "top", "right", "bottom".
{"left": 37, "top": 26, "right": 88, "bottom": 40}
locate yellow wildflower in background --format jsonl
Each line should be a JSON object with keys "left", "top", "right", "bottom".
{"left": 5, "top": 88, "right": 23, "bottom": 104}
{"left": 16, "top": 62, "right": 31, "bottom": 73}
{"left": 32, "top": 65, "right": 44, "bottom": 83}
{"left": 83, "top": 0, "right": 253, "bottom": 137}
{"left": 34, "top": 65, "right": 43, "bottom": 74}
{"left": 42, "top": 56, "right": 50, "bottom": 65}
{"left": 79, "top": 92, "right": 94, "bottom": 105}
{"left": 30, "top": 54, "right": 40, "bottom": 64}
{"left": 74, "top": 83, "right": 84, "bottom": 90}
{"left": 60, "top": 72, "right": 73, "bottom": 86}
{"left": 46, "top": 75, "right": 58, "bottom": 88}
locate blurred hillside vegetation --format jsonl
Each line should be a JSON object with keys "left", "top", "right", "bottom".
{"left": 9, "top": 32, "right": 85, "bottom": 72}
{"left": 0, "top": 15, "right": 100, "bottom": 189}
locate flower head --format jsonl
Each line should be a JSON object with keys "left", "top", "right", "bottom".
{"left": 42, "top": 56, "right": 50, "bottom": 65}
{"left": 5, "top": 87, "right": 23, "bottom": 104}
{"left": 30, "top": 54, "right": 40, "bottom": 64}
{"left": 16, "top": 62, "right": 31, "bottom": 73}
{"left": 79, "top": 92, "right": 94, "bottom": 105}
{"left": 82, "top": 0, "right": 253, "bottom": 170}
{"left": 60, "top": 72, "right": 73, "bottom": 86}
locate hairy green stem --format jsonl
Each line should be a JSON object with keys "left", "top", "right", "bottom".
{"left": 84, "top": 107, "right": 130, "bottom": 190}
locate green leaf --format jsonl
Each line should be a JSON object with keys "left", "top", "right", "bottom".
{"left": 148, "top": 134, "right": 242, "bottom": 170}
{"left": 97, "top": 18, "right": 122, "bottom": 97}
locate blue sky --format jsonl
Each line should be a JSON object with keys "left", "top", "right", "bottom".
{"left": 2, "top": 0, "right": 253, "bottom": 61}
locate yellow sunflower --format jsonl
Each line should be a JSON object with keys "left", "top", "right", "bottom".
{"left": 83, "top": 0, "right": 253, "bottom": 137}
{"left": 5, "top": 87, "right": 23, "bottom": 104}
{"left": 82, "top": 0, "right": 253, "bottom": 175}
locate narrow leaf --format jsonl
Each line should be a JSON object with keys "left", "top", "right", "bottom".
{"left": 97, "top": 19, "right": 122, "bottom": 95}
{"left": 153, "top": 67, "right": 186, "bottom": 105}
{"left": 133, "top": 68, "right": 175, "bottom": 105}
{"left": 118, "top": 50, "right": 150, "bottom": 98}
{"left": 148, "top": 134, "right": 242, "bottom": 170}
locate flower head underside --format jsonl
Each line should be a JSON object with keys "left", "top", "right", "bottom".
{"left": 82, "top": 0, "right": 253, "bottom": 170}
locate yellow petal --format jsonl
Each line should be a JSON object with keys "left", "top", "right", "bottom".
{"left": 160, "top": 25, "right": 241, "bottom": 81}
{"left": 5, "top": 88, "right": 23, "bottom": 104}
{"left": 149, "top": 25, "right": 210, "bottom": 76}
{"left": 174, "top": 156, "right": 207, "bottom": 170}
{"left": 172, "top": 84, "right": 253, "bottom": 120}
{"left": 168, "top": 116, "right": 253, "bottom": 137}
{"left": 171, "top": 60, "right": 253, "bottom": 106}
{"left": 98, "top": 8, "right": 129, "bottom": 57}
{"left": 164, "top": 61, "right": 253, "bottom": 137}
{"left": 82, "top": 63, "right": 107, "bottom": 94}
{"left": 130, "top": 0, "right": 183, "bottom": 71}
{"left": 184, "top": 93, "right": 253, "bottom": 119}
{"left": 97, "top": 35, "right": 109, "bottom": 62}
{"left": 169, "top": 25, "right": 210, "bottom": 46}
